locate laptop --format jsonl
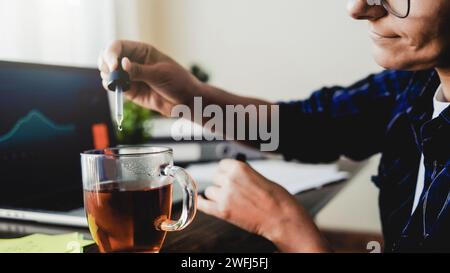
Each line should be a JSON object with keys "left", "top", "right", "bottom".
{"left": 0, "top": 61, "right": 116, "bottom": 227}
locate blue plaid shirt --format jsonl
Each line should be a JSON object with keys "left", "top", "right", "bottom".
{"left": 278, "top": 69, "right": 450, "bottom": 252}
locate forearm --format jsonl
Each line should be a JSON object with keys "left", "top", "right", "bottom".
{"left": 269, "top": 221, "right": 331, "bottom": 253}
{"left": 198, "top": 82, "right": 271, "bottom": 108}
{"left": 190, "top": 82, "right": 275, "bottom": 149}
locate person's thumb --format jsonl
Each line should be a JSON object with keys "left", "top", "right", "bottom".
{"left": 122, "top": 57, "right": 160, "bottom": 84}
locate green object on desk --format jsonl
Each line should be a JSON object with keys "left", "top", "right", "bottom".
{"left": 116, "top": 100, "right": 153, "bottom": 145}
{"left": 0, "top": 233, "right": 94, "bottom": 253}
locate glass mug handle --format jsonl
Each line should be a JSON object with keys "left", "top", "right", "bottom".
{"left": 158, "top": 165, "right": 197, "bottom": 231}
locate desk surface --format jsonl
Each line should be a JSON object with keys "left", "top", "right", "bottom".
{"left": 0, "top": 181, "right": 346, "bottom": 253}
{"left": 0, "top": 160, "right": 362, "bottom": 253}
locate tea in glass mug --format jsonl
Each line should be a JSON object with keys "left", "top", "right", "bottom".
{"left": 81, "top": 146, "right": 197, "bottom": 253}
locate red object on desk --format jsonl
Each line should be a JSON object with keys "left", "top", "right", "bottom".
{"left": 91, "top": 123, "right": 109, "bottom": 149}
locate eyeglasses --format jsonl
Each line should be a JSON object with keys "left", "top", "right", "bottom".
{"left": 380, "top": 0, "right": 411, "bottom": 18}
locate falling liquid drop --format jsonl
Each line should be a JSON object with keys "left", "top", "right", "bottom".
{"left": 118, "top": 124, "right": 123, "bottom": 131}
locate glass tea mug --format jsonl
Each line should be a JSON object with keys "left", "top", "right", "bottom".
{"left": 80, "top": 146, "right": 197, "bottom": 253}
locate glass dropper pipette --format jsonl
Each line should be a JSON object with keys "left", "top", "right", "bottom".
{"left": 115, "top": 85, "right": 124, "bottom": 131}
{"left": 107, "top": 59, "right": 130, "bottom": 131}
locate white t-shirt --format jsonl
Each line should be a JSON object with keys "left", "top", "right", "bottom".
{"left": 411, "top": 85, "right": 450, "bottom": 215}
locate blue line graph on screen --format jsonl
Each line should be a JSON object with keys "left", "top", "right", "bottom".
{"left": 0, "top": 110, "right": 76, "bottom": 148}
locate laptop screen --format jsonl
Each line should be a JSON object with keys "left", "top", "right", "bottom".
{"left": 0, "top": 61, "right": 115, "bottom": 210}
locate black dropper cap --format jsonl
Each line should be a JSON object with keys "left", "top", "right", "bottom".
{"left": 107, "top": 59, "right": 131, "bottom": 92}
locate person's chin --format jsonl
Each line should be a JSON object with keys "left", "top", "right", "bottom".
{"left": 372, "top": 45, "right": 439, "bottom": 71}
{"left": 372, "top": 46, "right": 406, "bottom": 70}
{"left": 369, "top": 34, "right": 410, "bottom": 69}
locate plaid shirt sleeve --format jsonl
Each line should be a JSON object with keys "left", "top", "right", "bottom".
{"left": 277, "top": 70, "right": 415, "bottom": 163}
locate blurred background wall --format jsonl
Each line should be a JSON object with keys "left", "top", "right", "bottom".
{"left": 0, "top": 0, "right": 383, "bottom": 233}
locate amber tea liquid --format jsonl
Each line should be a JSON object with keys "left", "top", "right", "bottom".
{"left": 84, "top": 180, "right": 173, "bottom": 253}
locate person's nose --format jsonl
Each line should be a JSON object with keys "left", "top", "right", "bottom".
{"left": 347, "top": 0, "right": 387, "bottom": 20}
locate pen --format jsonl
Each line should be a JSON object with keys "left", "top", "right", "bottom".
{"left": 235, "top": 153, "right": 247, "bottom": 163}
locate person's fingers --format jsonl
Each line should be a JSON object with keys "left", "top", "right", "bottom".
{"left": 218, "top": 159, "right": 239, "bottom": 171}
{"left": 103, "top": 41, "right": 122, "bottom": 72}
{"left": 124, "top": 81, "right": 149, "bottom": 101}
{"left": 204, "top": 186, "right": 221, "bottom": 201}
{"left": 122, "top": 57, "right": 162, "bottom": 84}
{"left": 97, "top": 53, "right": 109, "bottom": 74}
{"left": 100, "top": 71, "right": 109, "bottom": 81}
{"left": 103, "top": 40, "right": 158, "bottom": 71}
{"left": 102, "top": 79, "right": 109, "bottom": 91}
{"left": 211, "top": 171, "right": 228, "bottom": 187}
{"left": 121, "top": 57, "right": 133, "bottom": 73}
{"left": 217, "top": 159, "right": 251, "bottom": 175}
{"left": 197, "top": 196, "right": 221, "bottom": 216}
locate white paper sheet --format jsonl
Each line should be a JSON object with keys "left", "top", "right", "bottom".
{"left": 185, "top": 160, "right": 349, "bottom": 195}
